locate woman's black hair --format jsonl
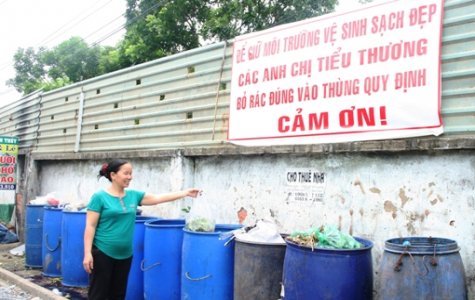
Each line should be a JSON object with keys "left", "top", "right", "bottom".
{"left": 98, "top": 159, "right": 129, "bottom": 182}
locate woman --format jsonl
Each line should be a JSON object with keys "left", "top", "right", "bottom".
{"left": 83, "top": 159, "right": 200, "bottom": 300}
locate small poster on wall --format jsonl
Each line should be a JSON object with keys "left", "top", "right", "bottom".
{"left": 284, "top": 169, "right": 326, "bottom": 205}
{"left": 0, "top": 136, "right": 19, "bottom": 190}
{"left": 228, "top": 0, "right": 444, "bottom": 146}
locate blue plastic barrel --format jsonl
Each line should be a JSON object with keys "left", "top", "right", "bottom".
{"left": 181, "top": 224, "right": 242, "bottom": 300}
{"left": 283, "top": 237, "right": 373, "bottom": 300}
{"left": 125, "top": 216, "right": 159, "bottom": 300}
{"left": 379, "top": 237, "right": 467, "bottom": 300}
{"left": 25, "top": 204, "right": 45, "bottom": 268}
{"left": 143, "top": 219, "right": 185, "bottom": 300}
{"left": 42, "top": 207, "right": 62, "bottom": 277}
{"left": 61, "top": 211, "right": 88, "bottom": 287}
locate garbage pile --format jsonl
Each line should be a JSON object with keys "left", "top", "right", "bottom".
{"left": 29, "top": 192, "right": 86, "bottom": 211}
{"left": 287, "top": 224, "right": 362, "bottom": 250}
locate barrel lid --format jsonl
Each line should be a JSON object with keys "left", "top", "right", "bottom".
{"left": 384, "top": 237, "right": 460, "bottom": 255}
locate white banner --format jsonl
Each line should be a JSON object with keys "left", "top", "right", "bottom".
{"left": 228, "top": 0, "right": 444, "bottom": 146}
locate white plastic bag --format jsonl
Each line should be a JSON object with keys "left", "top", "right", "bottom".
{"left": 234, "top": 219, "right": 285, "bottom": 244}
{"left": 185, "top": 199, "right": 215, "bottom": 232}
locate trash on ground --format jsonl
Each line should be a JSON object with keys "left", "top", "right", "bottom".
{"left": 287, "top": 224, "right": 362, "bottom": 249}
{"left": 9, "top": 244, "right": 25, "bottom": 256}
{"left": 0, "top": 223, "right": 18, "bottom": 244}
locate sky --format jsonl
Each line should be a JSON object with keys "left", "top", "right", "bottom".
{"left": 0, "top": 0, "right": 367, "bottom": 107}
{"left": 0, "top": 0, "right": 127, "bottom": 106}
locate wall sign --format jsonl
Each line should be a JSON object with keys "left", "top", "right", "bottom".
{"left": 0, "top": 136, "right": 18, "bottom": 190}
{"left": 229, "top": 0, "right": 444, "bottom": 146}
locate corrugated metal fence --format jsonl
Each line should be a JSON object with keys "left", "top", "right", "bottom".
{"left": 1, "top": 0, "right": 474, "bottom": 154}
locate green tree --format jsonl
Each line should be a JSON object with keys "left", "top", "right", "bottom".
{"left": 41, "top": 37, "right": 101, "bottom": 82}
{"left": 202, "top": 0, "right": 338, "bottom": 41}
{"left": 8, "top": 0, "right": 339, "bottom": 95}
{"left": 120, "top": 0, "right": 209, "bottom": 66}
{"left": 121, "top": 0, "right": 338, "bottom": 64}
{"left": 6, "top": 47, "right": 46, "bottom": 95}
{"left": 98, "top": 46, "right": 122, "bottom": 74}
{"left": 7, "top": 37, "right": 120, "bottom": 95}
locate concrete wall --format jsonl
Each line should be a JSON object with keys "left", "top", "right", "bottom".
{"left": 36, "top": 150, "right": 475, "bottom": 297}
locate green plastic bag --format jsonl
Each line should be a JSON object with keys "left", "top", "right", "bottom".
{"left": 316, "top": 225, "right": 362, "bottom": 249}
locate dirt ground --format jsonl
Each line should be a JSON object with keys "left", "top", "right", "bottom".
{"left": 0, "top": 242, "right": 88, "bottom": 299}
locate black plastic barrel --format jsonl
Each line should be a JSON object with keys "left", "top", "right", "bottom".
{"left": 379, "top": 237, "right": 467, "bottom": 300}
{"left": 283, "top": 237, "right": 373, "bottom": 300}
{"left": 61, "top": 211, "right": 88, "bottom": 287}
{"left": 234, "top": 237, "right": 286, "bottom": 300}
{"left": 25, "top": 204, "right": 45, "bottom": 268}
{"left": 125, "top": 216, "right": 159, "bottom": 300}
{"left": 42, "top": 206, "right": 62, "bottom": 277}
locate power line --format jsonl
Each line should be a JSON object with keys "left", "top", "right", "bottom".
{"left": 0, "top": 61, "right": 14, "bottom": 72}
{"left": 36, "top": 0, "right": 115, "bottom": 48}
{"left": 90, "top": 0, "right": 165, "bottom": 47}
{"left": 83, "top": 12, "right": 126, "bottom": 45}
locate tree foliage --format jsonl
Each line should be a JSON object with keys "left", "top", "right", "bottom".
{"left": 6, "top": 47, "right": 46, "bottom": 95}
{"left": 201, "top": 0, "right": 337, "bottom": 41}
{"left": 119, "top": 0, "right": 209, "bottom": 66}
{"left": 121, "top": 0, "right": 338, "bottom": 63}
{"left": 7, "top": 37, "right": 122, "bottom": 95}
{"left": 8, "top": 0, "right": 338, "bottom": 95}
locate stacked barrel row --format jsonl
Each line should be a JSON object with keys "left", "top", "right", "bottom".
{"left": 25, "top": 204, "right": 468, "bottom": 299}
{"left": 25, "top": 205, "right": 154, "bottom": 299}
{"left": 25, "top": 205, "right": 89, "bottom": 286}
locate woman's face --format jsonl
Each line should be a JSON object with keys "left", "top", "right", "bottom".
{"left": 111, "top": 163, "right": 133, "bottom": 188}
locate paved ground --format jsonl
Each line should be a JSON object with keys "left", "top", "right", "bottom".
{"left": 0, "top": 242, "right": 87, "bottom": 300}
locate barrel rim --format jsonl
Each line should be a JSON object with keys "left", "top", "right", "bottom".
{"left": 384, "top": 236, "right": 460, "bottom": 254}
{"left": 27, "top": 204, "right": 50, "bottom": 207}
{"left": 285, "top": 236, "right": 373, "bottom": 252}
{"left": 235, "top": 238, "right": 287, "bottom": 246}
{"left": 235, "top": 233, "right": 288, "bottom": 246}
{"left": 43, "top": 206, "right": 62, "bottom": 211}
{"left": 135, "top": 216, "right": 160, "bottom": 222}
{"left": 183, "top": 224, "right": 242, "bottom": 235}
{"left": 62, "top": 210, "right": 86, "bottom": 214}
{"left": 145, "top": 218, "right": 185, "bottom": 227}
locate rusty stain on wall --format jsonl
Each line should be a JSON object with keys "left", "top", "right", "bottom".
{"left": 437, "top": 194, "right": 444, "bottom": 202}
{"left": 335, "top": 194, "right": 345, "bottom": 205}
{"left": 399, "top": 188, "right": 411, "bottom": 207}
{"left": 406, "top": 212, "right": 427, "bottom": 235}
{"left": 369, "top": 187, "right": 381, "bottom": 194}
{"left": 237, "top": 207, "right": 247, "bottom": 224}
{"left": 349, "top": 209, "right": 354, "bottom": 235}
{"left": 384, "top": 200, "right": 398, "bottom": 219}
{"left": 353, "top": 179, "right": 365, "bottom": 194}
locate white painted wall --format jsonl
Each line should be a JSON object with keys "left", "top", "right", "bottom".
{"left": 38, "top": 151, "right": 475, "bottom": 297}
